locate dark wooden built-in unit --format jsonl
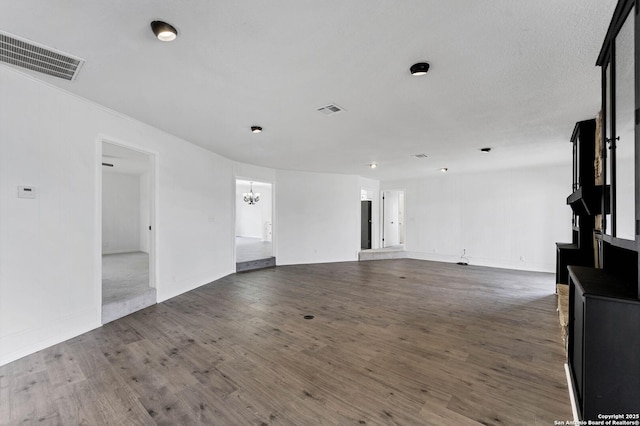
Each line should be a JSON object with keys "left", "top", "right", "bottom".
{"left": 568, "top": 266, "right": 640, "bottom": 420}
{"left": 556, "top": 119, "right": 599, "bottom": 284}
{"left": 563, "top": 0, "right": 640, "bottom": 419}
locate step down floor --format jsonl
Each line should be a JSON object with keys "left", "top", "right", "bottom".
{"left": 359, "top": 247, "right": 407, "bottom": 261}
{"left": 237, "top": 257, "right": 276, "bottom": 272}
{"left": 102, "top": 287, "right": 156, "bottom": 324}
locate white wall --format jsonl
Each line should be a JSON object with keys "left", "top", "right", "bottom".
{"left": 102, "top": 172, "right": 140, "bottom": 254}
{"left": 234, "top": 163, "right": 277, "bottom": 184}
{"left": 276, "top": 170, "right": 361, "bottom": 265}
{"left": 0, "top": 67, "right": 369, "bottom": 366}
{"left": 383, "top": 165, "right": 573, "bottom": 272}
{"left": 261, "top": 189, "right": 273, "bottom": 242}
{"left": 234, "top": 163, "right": 277, "bottom": 254}
{"left": 0, "top": 67, "right": 235, "bottom": 366}
{"left": 235, "top": 181, "right": 272, "bottom": 239}
{"left": 0, "top": 62, "right": 569, "bottom": 368}
{"left": 236, "top": 182, "right": 261, "bottom": 238}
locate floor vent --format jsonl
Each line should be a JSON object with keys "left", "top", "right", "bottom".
{"left": 0, "top": 31, "right": 84, "bottom": 81}
{"left": 317, "top": 104, "right": 345, "bottom": 115}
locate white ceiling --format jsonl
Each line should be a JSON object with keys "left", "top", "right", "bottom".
{"left": 102, "top": 142, "right": 150, "bottom": 175}
{"left": 237, "top": 180, "right": 271, "bottom": 189}
{"left": 1, "top": 1, "right": 617, "bottom": 181}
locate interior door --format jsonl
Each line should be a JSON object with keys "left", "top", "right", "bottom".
{"left": 383, "top": 191, "right": 400, "bottom": 247}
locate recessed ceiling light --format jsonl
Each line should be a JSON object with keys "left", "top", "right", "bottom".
{"left": 440, "top": 168, "right": 448, "bottom": 172}
{"left": 480, "top": 147, "right": 491, "bottom": 153}
{"left": 151, "top": 21, "right": 178, "bottom": 42}
{"left": 370, "top": 163, "right": 378, "bottom": 169}
{"left": 410, "top": 62, "right": 430, "bottom": 76}
{"left": 251, "top": 126, "right": 263, "bottom": 133}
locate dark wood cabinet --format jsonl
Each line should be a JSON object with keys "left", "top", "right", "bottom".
{"left": 597, "top": 0, "right": 637, "bottom": 249}
{"left": 564, "top": 0, "right": 640, "bottom": 420}
{"left": 568, "top": 266, "right": 640, "bottom": 420}
{"left": 556, "top": 120, "right": 599, "bottom": 284}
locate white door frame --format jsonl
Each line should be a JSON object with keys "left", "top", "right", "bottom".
{"left": 381, "top": 189, "right": 405, "bottom": 248}
{"left": 96, "top": 136, "right": 158, "bottom": 324}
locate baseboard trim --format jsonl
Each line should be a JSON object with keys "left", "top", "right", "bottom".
{"left": 405, "top": 251, "right": 554, "bottom": 273}
{"left": 0, "top": 308, "right": 100, "bottom": 367}
{"left": 564, "top": 363, "right": 580, "bottom": 421}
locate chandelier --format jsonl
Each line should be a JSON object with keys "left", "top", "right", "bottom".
{"left": 243, "top": 182, "right": 260, "bottom": 205}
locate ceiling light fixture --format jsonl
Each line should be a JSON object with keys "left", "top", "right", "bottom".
{"left": 410, "top": 62, "right": 430, "bottom": 76}
{"left": 150, "top": 20, "right": 178, "bottom": 42}
{"left": 251, "top": 126, "right": 263, "bottom": 133}
{"left": 480, "top": 147, "right": 492, "bottom": 153}
{"left": 370, "top": 163, "right": 377, "bottom": 169}
{"left": 440, "top": 168, "right": 448, "bottom": 173}
{"left": 243, "top": 182, "right": 260, "bottom": 205}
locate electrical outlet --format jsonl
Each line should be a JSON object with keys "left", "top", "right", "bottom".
{"left": 520, "top": 255, "right": 525, "bottom": 262}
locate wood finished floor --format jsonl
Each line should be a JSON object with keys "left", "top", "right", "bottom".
{"left": 0, "top": 259, "right": 571, "bottom": 425}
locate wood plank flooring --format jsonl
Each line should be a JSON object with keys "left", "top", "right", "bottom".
{"left": 0, "top": 259, "right": 571, "bottom": 425}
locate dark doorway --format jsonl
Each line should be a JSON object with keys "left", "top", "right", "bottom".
{"left": 361, "top": 200, "right": 372, "bottom": 249}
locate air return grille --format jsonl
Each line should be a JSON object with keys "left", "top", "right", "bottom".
{"left": 317, "top": 104, "right": 344, "bottom": 115}
{"left": 0, "top": 31, "right": 84, "bottom": 81}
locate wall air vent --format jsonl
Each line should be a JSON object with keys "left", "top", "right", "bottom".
{"left": 0, "top": 31, "right": 84, "bottom": 81}
{"left": 317, "top": 104, "right": 345, "bottom": 115}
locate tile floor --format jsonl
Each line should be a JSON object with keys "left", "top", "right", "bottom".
{"left": 102, "top": 252, "right": 156, "bottom": 323}
{"left": 236, "top": 236, "right": 273, "bottom": 262}
{"left": 102, "top": 252, "right": 150, "bottom": 304}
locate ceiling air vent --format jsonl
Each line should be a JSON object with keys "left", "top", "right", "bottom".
{"left": 317, "top": 104, "right": 345, "bottom": 115}
{"left": 0, "top": 31, "right": 84, "bottom": 81}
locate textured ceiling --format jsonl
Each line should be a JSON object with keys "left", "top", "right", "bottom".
{"left": 0, "top": 1, "right": 617, "bottom": 180}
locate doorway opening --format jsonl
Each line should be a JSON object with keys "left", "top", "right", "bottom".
{"left": 361, "top": 189, "right": 373, "bottom": 249}
{"left": 382, "top": 190, "right": 405, "bottom": 248}
{"left": 101, "top": 141, "right": 156, "bottom": 323}
{"left": 235, "top": 179, "right": 275, "bottom": 271}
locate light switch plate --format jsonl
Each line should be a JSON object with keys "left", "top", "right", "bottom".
{"left": 18, "top": 186, "right": 36, "bottom": 199}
